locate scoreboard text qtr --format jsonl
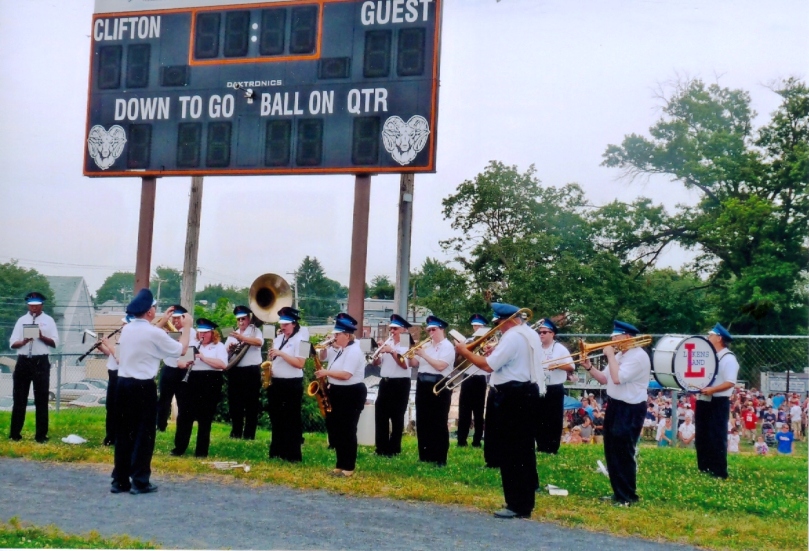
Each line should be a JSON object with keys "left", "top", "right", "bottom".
{"left": 84, "top": 0, "right": 441, "bottom": 177}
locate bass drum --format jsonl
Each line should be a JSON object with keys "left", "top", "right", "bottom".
{"left": 652, "top": 335, "right": 718, "bottom": 391}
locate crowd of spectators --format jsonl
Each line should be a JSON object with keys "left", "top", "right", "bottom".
{"left": 559, "top": 387, "right": 807, "bottom": 455}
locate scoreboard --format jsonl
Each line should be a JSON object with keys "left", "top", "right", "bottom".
{"left": 84, "top": 0, "right": 442, "bottom": 177}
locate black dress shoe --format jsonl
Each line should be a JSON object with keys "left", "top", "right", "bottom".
{"left": 170, "top": 449, "right": 183, "bottom": 456}
{"left": 110, "top": 482, "right": 131, "bottom": 494}
{"left": 471, "top": 442, "right": 482, "bottom": 448}
{"left": 35, "top": 436, "right": 49, "bottom": 443}
{"left": 457, "top": 441, "right": 468, "bottom": 447}
{"left": 130, "top": 483, "right": 158, "bottom": 495}
{"left": 493, "top": 508, "right": 529, "bottom": 519}
{"left": 9, "top": 435, "right": 22, "bottom": 442}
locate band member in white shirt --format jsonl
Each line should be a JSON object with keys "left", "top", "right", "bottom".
{"left": 267, "top": 307, "right": 307, "bottom": 462}
{"left": 373, "top": 314, "right": 412, "bottom": 456}
{"left": 696, "top": 323, "right": 740, "bottom": 479}
{"left": 455, "top": 303, "right": 543, "bottom": 519}
{"left": 583, "top": 320, "right": 650, "bottom": 507}
{"left": 97, "top": 316, "right": 129, "bottom": 446}
{"left": 410, "top": 315, "right": 456, "bottom": 466}
{"left": 112, "top": 289, "right": 192, "bottom": 495}
{"left": 535, "top": 318, "right": 574, "bottom": 454}
{"left": 157, "top": 305, "right": 197, "bottom": 432}
{"left": 314, "top": 315, "right": 367, "bottom": 477}
{"left": 483, "top": 312, "right": 502, "bottom": 469}
{"left": 172, "top": 318, "right": 228, "bottom": 458}
{"left": 225, "top": 305, "right": 264, "bottom": 440}
{"left": 457, "top": 314, "right": 488, "bottom": 448}
{"left": 8, "top": 292, "right": 59, "bottom": 443}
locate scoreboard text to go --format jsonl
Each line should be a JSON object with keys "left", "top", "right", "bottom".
{"left": 84, "top": 0, "right": 442, "bottom": 177}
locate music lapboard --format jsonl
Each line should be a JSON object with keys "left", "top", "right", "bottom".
{"left": 23, "top": 325, "right": 39, "bottom": 339}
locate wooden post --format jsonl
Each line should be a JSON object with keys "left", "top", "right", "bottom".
{"left": 393, "top": 174, "right": 414, "bottom": 316}
{"left": 181, "top": 177, "right": 204, "bottom": 311}
{"left": 134, "top": 177, "right": 157, "bottom": 293}
{"left": 348, "top": 175, "right": 371, "bottom": 328}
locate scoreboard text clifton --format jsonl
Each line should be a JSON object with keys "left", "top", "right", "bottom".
{"left": 84, "top": 0, "right": 442, "bottom": 177}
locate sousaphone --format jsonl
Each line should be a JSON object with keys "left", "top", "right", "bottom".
{"left": 248, "top": 273, "right": 294, "bottom": 324}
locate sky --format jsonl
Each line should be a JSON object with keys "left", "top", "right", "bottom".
{"left": 0, "top": 0, "right": 806, "bottom": 296}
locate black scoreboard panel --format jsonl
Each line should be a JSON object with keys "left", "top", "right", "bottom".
{"left": 84, "top": 0, "right": 441, "bottom": 176}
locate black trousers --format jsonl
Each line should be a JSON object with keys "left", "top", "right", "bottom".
{"left": 535, "top": 384, "right": 565, "bottom": 454}
{"left": 105, "top": 370, "right": 119, "bottom": 444}
{"left": 227, "top": 365, "right": 261, "bottom": 439}
{"left": 415, "top": 376, "right": 451, "bottom": 465}
{"left": 457, "top": 375, "right": 487, "bottom": 446}
{"left": 375, "top": 377, "right": 410, "bottom": 455}
{"left": 174, "top": 370, "right": 223, "bottom": 457}
{"left": 494, "top": 382, "right": 539, "bottom": 516}
{"left": 113, "top": 377, "right": 157, "bottom": 489}
{"left": 603, "top": 398, "right": 646, "bottom": 504}
{"left": 483, "top": 385, "right": 501, "bottom": 468}
{"left": 10, "top": 355, "right": 50, "bottom": 441}
{"left": 329, "top": 383, "right": 367, "bottom": 471}
{"left": 267, "top": 378, "right": 303, "bottom": 462}
{"left": 156, "top": 365, "right": 184, "bottom": 431}
{"left": 695, "top": 396, "right": 730, "bottom": 478}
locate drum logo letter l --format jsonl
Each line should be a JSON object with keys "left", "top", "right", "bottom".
{"left": 683, "top": 343, "right": 705, "bottom": 378}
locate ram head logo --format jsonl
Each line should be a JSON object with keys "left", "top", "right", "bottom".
{"left": 381, "top": 115, "right": 430, "bottom": 166}
{"left": 87, "top": 125, "right": 127, "bottom": 170}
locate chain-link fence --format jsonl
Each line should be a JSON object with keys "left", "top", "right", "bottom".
{"left": 0, "top": 334, "right": 806, "bottom": 411}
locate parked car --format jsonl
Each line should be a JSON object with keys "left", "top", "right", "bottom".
{"left": 57, "top": 382, "right": 105, "bottom": 402}
{"left": 80, "top": 378, "right": 109, "bottom": 391}
{"left": 0, "top": 396, "right": 35, "bottom": 412}
{"left": 69, "top": 394, "right": 107, "bottom": 408}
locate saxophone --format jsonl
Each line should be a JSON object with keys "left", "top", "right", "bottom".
{"left": 260, "top": 359, "right": 273, "bottom": 389}
{"left": 306, "top": 350, "right": 332, "bottom": 417}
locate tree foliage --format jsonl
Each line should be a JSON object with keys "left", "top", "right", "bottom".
{"left": 295, "top": 256, "right": 347, "bottom": 323}
{"left": 367, "top": 275, "right": 395, "bottom": 300}
{"left": 94, "top": 266, "right": 183, "bottom": 308}
{"left": 0, "top": 262, "right": 55, "bottom": 349}
{"left": 94, "top": 272, "right": 135, "bottom": 304}
{"left": 196, "top": 284, "right": 249, "bottom": 308}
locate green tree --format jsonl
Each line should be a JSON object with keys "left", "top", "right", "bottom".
{"left": 197, "top": 284, "right": 249, "bottom": 308}
{"left": 602, "top": 78, "right": 809, "bottom": 334}
{"left": 410, "top": 258, "right": 485, "bottom": 327}
{"left": 367, "top": 275, "right": 395, "bottom": 299}
{"left": 94, "top": 272, "right": 135, "bottom": 304}
{"left": 295, "top": 256, "right": 347, "bottom": 323}
{"left": 0, "top": 262, "right": 55, "bottom": 349}
{"left": 150, "top": 266, "right": 182, "bottom": 307}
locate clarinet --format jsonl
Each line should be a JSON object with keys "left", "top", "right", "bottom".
{"left": 27, "top": 312, "right": 38, "bottom": 358}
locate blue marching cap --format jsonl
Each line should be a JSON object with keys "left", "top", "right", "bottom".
{"left": 277, "top": 306, "right": 300, "bottom": 324}
{"left": 196, "top": 317, "right": 218, "bottom": 332}
{"left": 491, "top": 302, "right": 520, "bottom": 319}
{"left": 469, "top": 313, "right": 487, "bottom": 326}
{"left": 170, "top": 304, "right": 188, "bottom": 317}
{"left": 612, "top": 320, "right": 640, "bottom": 336}
{"left": 425, "top": 315, "right": 448, "bottom": 329}
{"left": 389, "top": 314, "right": 412, "bottom": 329}
{"left": 332, "top": 315, "right": 357, "bottom": 334}
{"left": 25, "top": 292, "right": 46, "bottom": 305}
{"left": 126, "top": 288, "right": 156, "bottom": 316}
{"left": 538, "top": 318, "right": 558, "bottom": 333}
{"left": 335, "top": 312, "right": 358, "bottom": 325}
{"left": 709, "top": 322, "right": 733, "bottom": 342}
{"left": 233, "top": 305, "right": 252, "bottom": 318}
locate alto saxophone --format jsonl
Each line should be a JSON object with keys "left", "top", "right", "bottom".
{"left": 260, "top": 360, "right": 273, "bottom": 389}
{"left": 306, "top": 351, "right": 332, "bottom": 417}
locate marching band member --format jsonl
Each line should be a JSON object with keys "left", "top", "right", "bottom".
{"left": 225, "top": 305, "right": 264, "bottom": 440}
{"left": 409, "top": 315, "right": 455, "bottom": 466}
{"left": 373, "top": 314, "right": 412, "bottom": 456}
{"left": 457, "top": 313, "right": 488, "bottom": 448}
{"left": 267, "top": 306, "right": 307, "bottom": 462}
{"left": 156, "top": 305, "right": 197, "bottom": 432}
{"left": 454, "top": 303, "right": 543, "bottom": 519}
{"left": 696, "top": 323, "right": 739, "bottom": 479}
{"left": 171, "top": 318, "right": 227, "bottom": 458}
{"left": 8, "top": 292, "right": 59, "bottom": 443}
{"left": 582, "top": 320, "right": 650, "bottom": 507}
{"left": 113, "top": 289, "right": 191, "bottom": 494}
{"left": 322, "top": 312, "right": 358, "bottom": 449}
{"left": 483, "top": 312, "right": 502, "bottom": 468}
{"left": 535, "top": 318, "right": 574, "bottom": 454}
{"left": 314, "top": 315, "right": 367, "bottom": 477}
{"left": 97, "top": 317, "right": 129, "bottom": 446}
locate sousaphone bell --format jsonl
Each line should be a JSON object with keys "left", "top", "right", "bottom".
{"left": 248, "top": 273, "right": 294, "bottom": 324}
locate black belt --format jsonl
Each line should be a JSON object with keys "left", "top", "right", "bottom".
{"left": 418, "top": 373, "right": 443, "bottom": 384}
{"left": 494, "top": 381, "right": 534, "bottom": 391}
{"left": 381, "top": 377, "right": 410, "bottom": 382}
{"left": 546, "top": 383, "right": 564, "bottom": 389}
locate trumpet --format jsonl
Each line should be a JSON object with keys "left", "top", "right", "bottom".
{"left": 401, "top": 337, "right": 432, "bottom": 361}
{"left": 546, "top": 335, "right": 653, "bottom": 366}
{"left": 314, "top": 335, "right": 337, "bottom": 351}
{"left": 369, "top": 335, "right": 406, "bottom": 364}
{"left": 433, "top": 307, "right": 533, "bottom": 395}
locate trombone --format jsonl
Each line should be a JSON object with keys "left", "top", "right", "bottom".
{"left": 432, "top": 307, "right": 533, "bottom": 395}
{"left": 545, "top": 335, "right": 653, "bottom": 367}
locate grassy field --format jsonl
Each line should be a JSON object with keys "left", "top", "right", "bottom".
{"left": 0, "top": 409, "right": 806, "bottom": 551}
{"left": 0, "top": 517, "right": 154, "bottom": 549}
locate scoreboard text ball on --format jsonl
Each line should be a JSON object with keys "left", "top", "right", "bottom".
{"left": 85, "top": 0, "right": 442, "bottom": 177}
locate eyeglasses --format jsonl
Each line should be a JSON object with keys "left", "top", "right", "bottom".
{"left": 539, "top": 331, "right": 552, "bottom": 334}
{"left": 427, "top": 327, "right": 439, "bottom": 332}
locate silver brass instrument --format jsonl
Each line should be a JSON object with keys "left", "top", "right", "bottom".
{"left": 433, "top": 307, "right": 533, "bottom": 395}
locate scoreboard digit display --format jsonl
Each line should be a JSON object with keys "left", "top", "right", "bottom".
{"left": 84, "top": 0, "right": 442, "bottom": 177}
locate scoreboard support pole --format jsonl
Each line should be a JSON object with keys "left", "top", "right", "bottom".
{"left": 134, "top": 177, "right": 157, "bottom": 293}
{"left": 393, "top": 174, "right": 414, "bottom": 317}
{"left": 348, "top": 175, "right": 371, "bottom": 331}
{"left": 181, "top": 177, "right": 204, "bottom": 311}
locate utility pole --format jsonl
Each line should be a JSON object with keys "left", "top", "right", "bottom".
{"left": 182, "top": 177, "right": 204, "bottom": 311}
{"left": 393, "top": 174, "right": 414, "bottom": 317}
